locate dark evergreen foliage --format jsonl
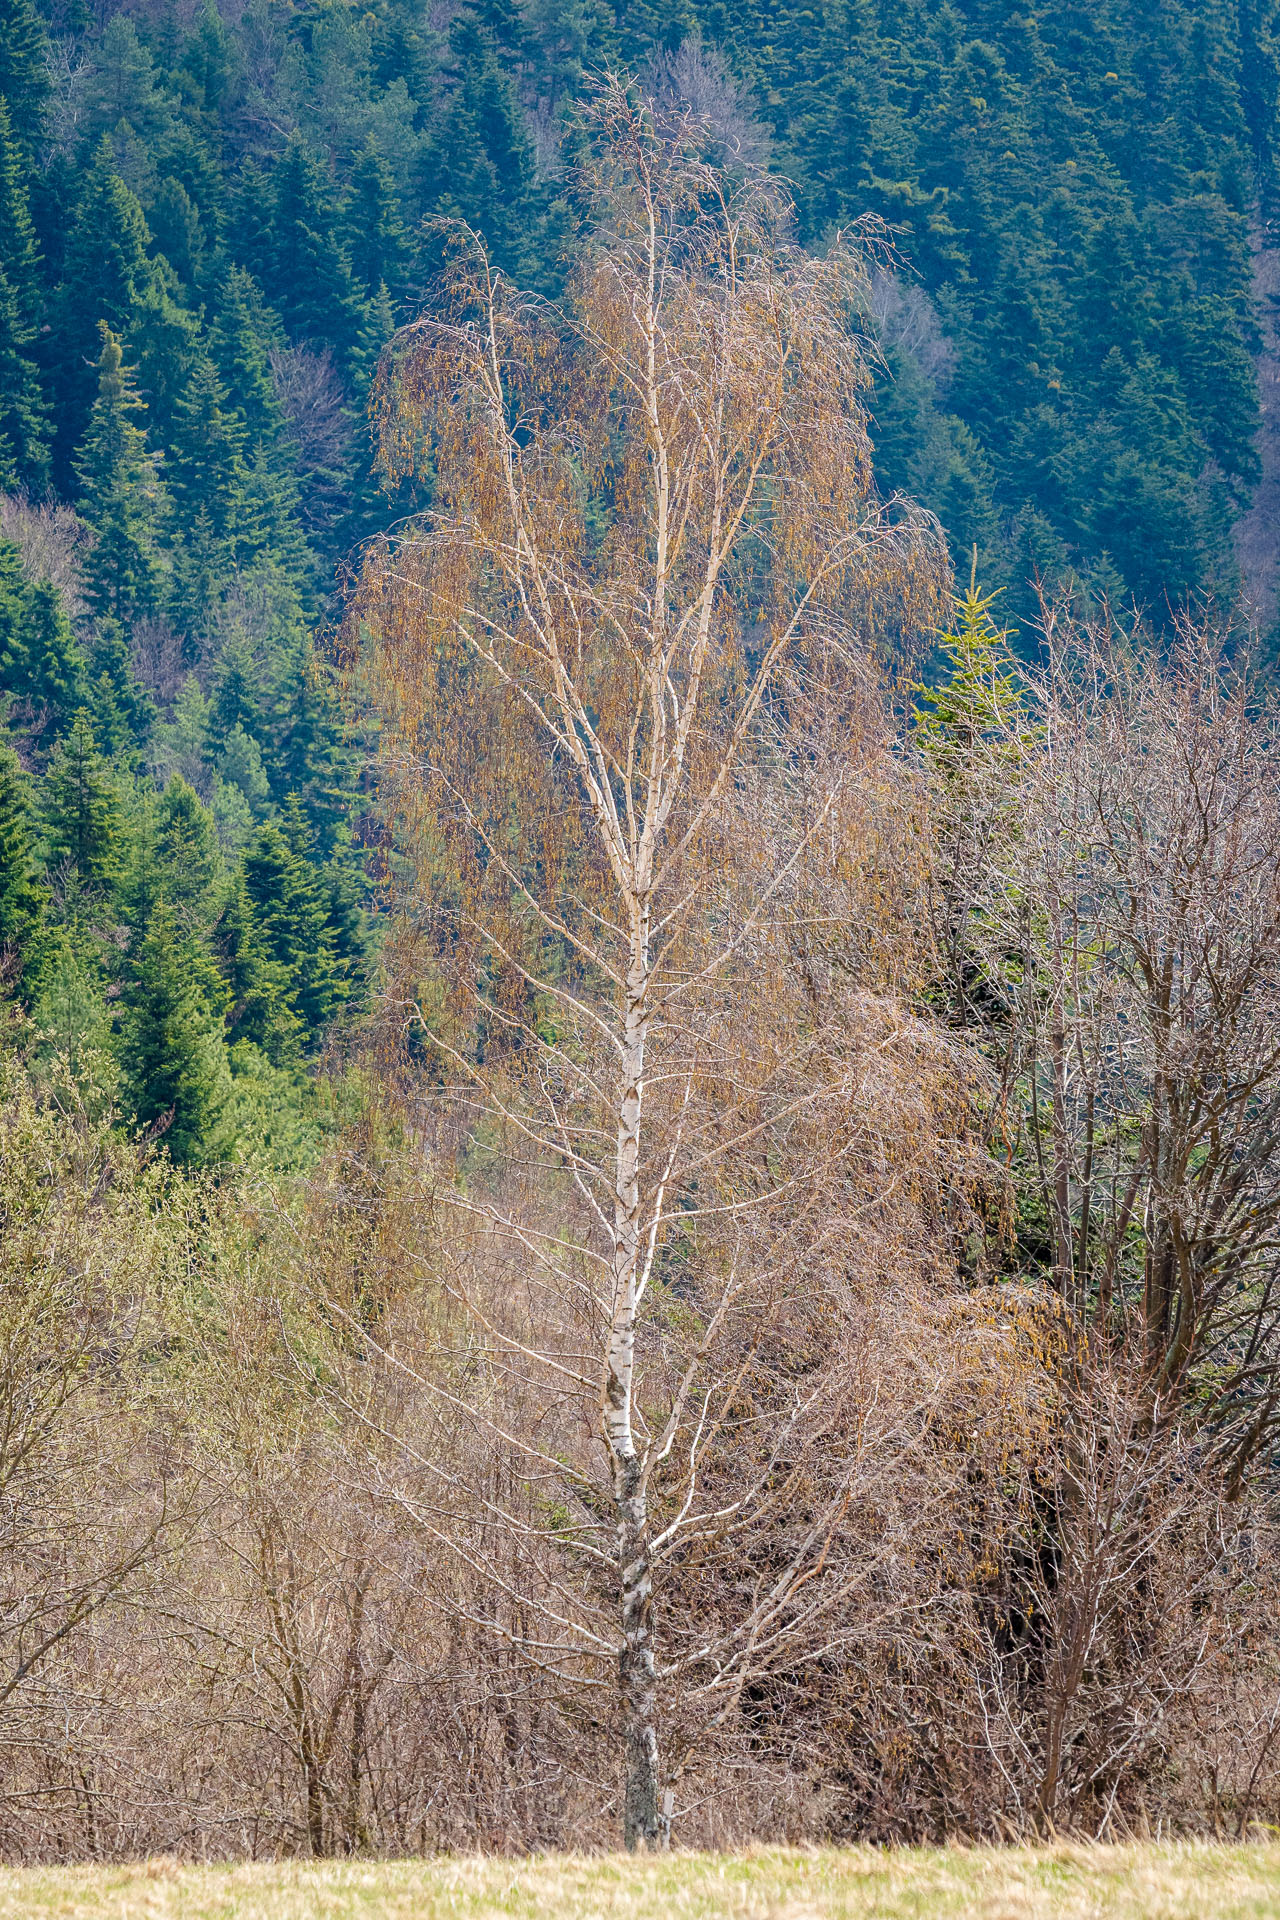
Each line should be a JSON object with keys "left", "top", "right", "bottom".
{"left": 241, "top": 814, "right": 341, "bottom": 1046}
{"left": 0, "top": 0, "right": 50, "bottom": 163}
{"left": 41, "top": 710, "right": 123, "bottom": 895}
{"left": 0, "top": 742, "right": 44, "bottom": 965}
{"left": 48, "top": 147, "right": 156, "bottom": 484}
{"left": 264, "top": 136, "right": 365, "bottom": 359}
{"left": 0, "top": 544, "right": 87, "bottom": 741}
{"left": 118, "top": 898, "right": 228, "bottom": 1162}
{"left": 76, "top": 325, "right": 168, "bottom": 634}
{"left": 0, "top": 101, "right": 49, "bottom": 489}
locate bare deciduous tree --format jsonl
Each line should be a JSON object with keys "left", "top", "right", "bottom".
{"left": 351, "top": 80, "right": 950, "bottom": 1846}
{"left": 955, "top": 617, "right": 1280, "bottom": 1483}
{"left": 0, "top": 1068, "right": 176, "bottom": 1759}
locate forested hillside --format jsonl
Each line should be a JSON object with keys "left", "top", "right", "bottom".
{"left": 0, "top": 0, "right": 1276, "bottom": 1160}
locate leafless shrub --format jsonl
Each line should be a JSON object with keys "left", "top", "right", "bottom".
{"left": 870, "top": 270, "right": 958, "bottom": 392}
{"left": 954, "top": 613, "right": 1280, "bottom": 1485}
{"left": 646, "top": 36, "right": 771, "bottom": 168}
{"left": 269, "top": 346, "right": 352, "bottom": 476}
{"left": 129, "top": 616, "right": 190, "bottom": 705}
{"left": 0, "top": 495, "right": 93, "bottom": 619}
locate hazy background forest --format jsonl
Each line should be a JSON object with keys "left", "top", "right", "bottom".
{"left": 2, "top": 0, "right": 1280, "bottom": 1865}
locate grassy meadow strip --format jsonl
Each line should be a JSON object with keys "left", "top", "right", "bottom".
{"left": 0, "top": 1845, "right": 1278, "bottom": 1920}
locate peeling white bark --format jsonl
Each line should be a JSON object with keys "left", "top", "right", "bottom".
{"left": 607, "top": 903, "right": 661, "bottom": 1848}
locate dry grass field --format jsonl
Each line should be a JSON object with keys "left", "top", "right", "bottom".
{"left": 0, "top": 1845, "right": 1279, "bottom": 1920}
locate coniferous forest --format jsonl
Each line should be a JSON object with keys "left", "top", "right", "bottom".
{"left": 4, "top": 0, "right": 1280, "bottom": 1864}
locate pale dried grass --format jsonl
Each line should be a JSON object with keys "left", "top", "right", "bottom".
{"left": 0, "top": 1845, "right": 1277, "bottom": 1920}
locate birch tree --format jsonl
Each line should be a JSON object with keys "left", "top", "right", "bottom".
{"left": 351, "top": 81, "right": 951, "bottom": 1847}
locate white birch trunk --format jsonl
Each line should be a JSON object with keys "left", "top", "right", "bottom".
{"left": 606, "top": 896, "right": 660, "bottom": 1848}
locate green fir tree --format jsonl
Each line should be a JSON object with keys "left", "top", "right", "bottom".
{"left": 240, "top": 814, "right": 340, "bottom": 1043}
{"left": 208, "top": 268, "right": 286, "bottom": 454}
{"left": 75, "top": 324, "right": 167, "bottom": 632}
{"left": 119, "top": 897, "right": 229, "bottom": 1162}
{"left": 51, "top": 144, "right": 156, "bottom": 480}
{"left": 166, "top": 352, "right": 247, "bottom": 549}
{"left": 216, "top": 864, "right": 304, "bottom": 1063}
{"left": 345, "top": 139, "right": 411, "bottom": 301}
{"left": 41, "top": 709, "right": 123, "bottom": 896}
{"left": 421, "top": 12, "right": 539, "bottom": 279}
{"left": 0, "top": 741, "right": 45, "bottom": 974}
{"left": 265, "top": 136, "right": 365, "bottom": 356}
{"left": 0, "top": 543, "right": 87, "bottom": 738}
{"left": 0, "top": 101, "right": 48, "bottom": 488}
{"left": 86, "top": 617, "right": 156, "bottom": 754}
{"left": 0, "top": 0, "right": 51, "bottom": 163}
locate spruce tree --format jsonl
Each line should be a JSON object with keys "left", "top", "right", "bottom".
{"left": 51, "top": 143, "right": 155, "bottom": 479}
{"left": 915, "top": 566, "right": 1026, "bottom": 773}
{"left": 913, "top": 563, "right": 1033, "bottom": 1028}
{"left": 204, "top": 269, "right": 309, "bottom": 582}
{"left": 466, "top": 0, "right": 529, "bottom": 59}
{"left": 15, "top": 580, "right": 88, "bottom": 735}
{"left": 28, "top": 148, "right": 74, "bottom": 292}
{"left": 152, "top": 671, "right": 211, "bottom": 790}
{"left": 0, "top": 269, "right": 47, "bottom": 494}
{"left": 0, "top": 741, "right": 45, "bottom": 972}
{"left": 167, "top": 510, "right": 230, "bottom": 644}
{"left": 214, "top": 723, "right": 271, "bottom": 826}
{"left": 320, "top": 829, "right": 368, "bottom": 1016}
{"left": 350, "top": 280, "right": 397, "bottom": 401}
{"left": 153, "top": 773, "right": 222, "bottom": 927}
{"left": 41, "top": 709, "right": 122, "bottom": 894}
{"left": 82, "top": 13, "right": 170, "bottom": 147}
{"left": 0, "top": 543, "right": 87, "bottom": 737}
{"left": 233, "top": 448, "right": 312, "bottom": 591}
{"left": 208, "top": 268, "right": 285, "bottom": 454}
{"left": 181, "top": 0, "right": 235, "bottom": 121}
{"left": 205, "top": 635, "right": 268, "bottom": 759}
{"left": 217, "top": 866, "right": 304, "bottom": 1063}
{"left": 119, "top": 898, "right": 229, "bottom": 1162}
{"left": 86, "top": 617, "right": 155, "bottom": 753}
{"left": 0, "top": 101, "right": 48, "bottom": 489}
{"left": 345, "top": 139, "right": 411, "bottom": 301}
{"left": 281, "top": 791, "right": 364, "bottom": 1016}
{"left": 126, "top": 271, "right": 204, "bottom": 450}
{"left": 166, "top": 352, "right": 246, "bottom": 547}
{"left": 274, "top": 648, "right": 359, "bottom": 847}
{"left": 265, "top": 136, "right": 365, "bottom": 356}
{"left": 123, "top": 774, "right": 221, "bottom": 964}
{"left": 225, "top": 159, "right": 273, "bottom": 290}
{"left": 0, "top": 0, "right": 51, "bottom": 164}
{"left": 148, "top": 176, "right": 208, "bottom": 294}
{"left": 240, "top": 816, "right": 339, "bottom": 1042}
{"left": 30, "top": 931, "right": 113, "bottom": 1074}
{"left": 0, "top": 102, "right": 39, "bottom": 311}
{"left": 421, "top": 12, "right": 539, "bottom": 279}
{"left": 75, "top": 324, "right": 167, "bottom": 632}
